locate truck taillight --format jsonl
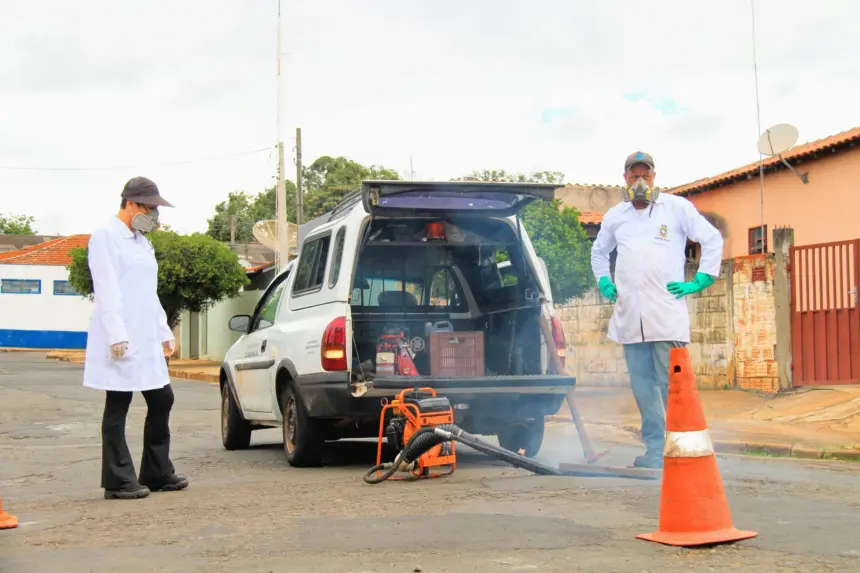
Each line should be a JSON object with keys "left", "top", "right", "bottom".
{"left": 551, "top": 316, "right": 566, "bottom": 369}
{"left": 321, "top": 316, "right": 347, "bottom": 371}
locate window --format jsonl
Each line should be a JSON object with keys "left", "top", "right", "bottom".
{"left": 53, "top": 280, "right": 79, "bottom": 296}
{"left": 252, "top": 278, "right": 288, "bottom": 331}
{"left": 1, "top": 279, "right": 41, "bottom": 294}
{"left": 328, "top": 227, "right": 346, "bottom": 289}
{"left": 428, "top": 268, "right": 463, "bottom": 307}
{"left": 477, "top": 247, "right": 517, "bottom": 290}
{"left": 351, "top": 253, "right": 465, "bottom": 310}
{"left": 748, "top": 226, "right": 767, "bottom": 255}
{"left": 292, "top": 234, "right": 332, "bottom": 295}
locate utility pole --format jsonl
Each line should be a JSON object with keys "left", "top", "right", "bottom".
{"left": 229, "top": 215, "right": 237, "bottom": 245}
{"left": 296, "top": 127, "right": 303, "bottom": 226}
{"left": 277, "top": 141, "right": 289, "bottom": 267}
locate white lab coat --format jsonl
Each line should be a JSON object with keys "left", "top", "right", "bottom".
{"left": 83, "top": 216, "right": 174, "bottom": 392}
{"left": 590, "top": 193, "right": 723, "bottom": 345}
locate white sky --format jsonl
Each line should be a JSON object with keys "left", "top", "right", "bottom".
{"left": 1, "top": 0, "right": 858, "bottom": 236}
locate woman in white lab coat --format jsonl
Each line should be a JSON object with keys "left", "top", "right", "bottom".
{"left": 83, "top": 176, "right": 189, "bottom": 500}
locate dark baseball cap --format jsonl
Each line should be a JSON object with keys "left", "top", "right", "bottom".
{"left": 121, "top": 176, "right": 174, "bottom": 208}
{"left": 624, "top": 151, "right": 655, "bottom": 171}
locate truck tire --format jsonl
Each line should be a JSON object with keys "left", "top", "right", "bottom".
{"left": 221, "top": 382, "right": 252, "bottom": 451}
{"left": 281, "top": 383, "right": 325, "bottom": 467}
{"left": 497, "top": 417, "right": 545, "bottom": 458}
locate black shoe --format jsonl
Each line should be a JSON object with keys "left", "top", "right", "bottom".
{"left": 104, "top": 483, "right": 151, "bottom": 500}
{"left": 633, "top": 452, "right": 664, "bottom": 470}
{"left": 142, "top": 473, "right": 189, "bottom": 492}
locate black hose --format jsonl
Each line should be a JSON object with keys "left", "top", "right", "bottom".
{"left": 363, "top": 424, "right": 562, "bottom": 485}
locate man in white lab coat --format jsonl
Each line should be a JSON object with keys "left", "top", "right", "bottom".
{"left": 83, "top": 176, "right": 188, "bottom": 499}
{"left": 590, "top": 152, "right": 723, "bottom": 469}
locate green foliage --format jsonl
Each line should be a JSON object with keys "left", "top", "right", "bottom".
{"left": 206, "top": 183, "right": 297, "bottom": 243}
{"left": 67, "top": 230, "right": 250, "bottom": 329}
{"left": 521, "top": 198, "right": 594, "bottom": 303}
{"left": 205, "top": 156, "right": 400, "bottom": 242}
{"left": 301, "top": 156, "right": 400, "bottom": 219}
{"left": 454, "top": 169, "right": 565, "bottom": 185}
{"left": 454, "top": 169, "right": 593, "bottom": 303}
{"left": 0, "top": 213, "right": 36, "bottom": 235}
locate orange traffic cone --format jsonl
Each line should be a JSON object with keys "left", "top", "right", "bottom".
{"left": 0, "top": 486, "right": 18, "bottom": 530}
{"left": 637, "top": 346, "right": 757, "bottom": 547}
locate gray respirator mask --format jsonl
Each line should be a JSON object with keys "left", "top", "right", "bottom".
{"left": 623, "top": 178, "right": 660, "bottom": 204}
{"left": 131, "top": 207, "right": 160, "bottom": 234}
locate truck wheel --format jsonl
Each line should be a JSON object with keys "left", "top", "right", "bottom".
{"left": 497, "top": 417, "right": 545, "bottom": 458}
{"left": 281, "top": 384, "right": 325, "bottom": 467}
{"left": 221, "top": 383, "right": 252, "bottom": 451}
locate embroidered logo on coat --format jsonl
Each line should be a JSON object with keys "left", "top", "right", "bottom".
{"left": 655, "top": 223, "right": 670, "bottom": 241}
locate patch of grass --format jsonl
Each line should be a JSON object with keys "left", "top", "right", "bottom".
{"left": 742, "top": 446, "right": 790, "bottom": 458}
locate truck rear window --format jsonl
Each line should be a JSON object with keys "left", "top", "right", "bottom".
{"left": 351, "top": 254, "right": 465, "bottom": 310}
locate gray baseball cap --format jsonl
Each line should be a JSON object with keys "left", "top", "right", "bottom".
{"left": 121, "top": 176, "right": 174, "bottom": 208}
{"left": 624, "top": 151, "right": 655, "bottom": 171}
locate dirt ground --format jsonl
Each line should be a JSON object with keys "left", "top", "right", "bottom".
{"left": 2, "top": 353, "right": 860, "bottom": 572}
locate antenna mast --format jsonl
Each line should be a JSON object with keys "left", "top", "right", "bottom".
{"left": 276, "top": 0, "right": 289, "bottom": 269}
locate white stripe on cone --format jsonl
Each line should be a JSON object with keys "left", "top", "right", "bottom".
{"left": 664, "top": 429, "right": 714, "bottom": 458}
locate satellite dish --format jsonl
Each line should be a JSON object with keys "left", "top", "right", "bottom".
{"left": 756, "top": 123, "right": 809, "bottom": 184}
{"left": 757, "top": 123, "right": 799, "bottom": 156}
{"left": 252, "top": 220, "right": 298, "bottom": 256}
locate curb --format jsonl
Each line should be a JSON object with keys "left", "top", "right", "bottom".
{"left": 44, "top": 352, "right": 219, "bottom": 384}
{"left": 548, "top": 415, "right": 860, "bottom": 462}
{"left": 168, "top": 369, "right": 219, "bottom": 384}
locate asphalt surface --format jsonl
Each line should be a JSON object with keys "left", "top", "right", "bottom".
{"left": 1, "top": 353, "right": 860, "bottom": 572}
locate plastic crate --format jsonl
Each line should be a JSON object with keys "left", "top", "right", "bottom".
{"left": 429, "top": 331, "right": 485, "bottom": 377}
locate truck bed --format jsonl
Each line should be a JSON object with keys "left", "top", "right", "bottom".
{"left": 358, "top": 374, "right": 575, "bottom": 398}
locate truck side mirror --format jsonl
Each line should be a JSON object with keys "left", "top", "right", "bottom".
{"left": 229, "top": 315, "right": 251, "bottom": 333}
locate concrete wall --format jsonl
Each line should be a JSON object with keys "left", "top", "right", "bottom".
{"left": 556, "top": 254, "right": 783, "bottom": 393}
{"left": 0, "top": 264, "right": 92, "bottom": 348}
{"left": 555, "top": 184, "right": 624, "bottom": 214}
{"left": 683, "top": 147, "right": 860, "bottom": 259}
{"left": 176, "top": 290, "right": 263, "bottom": 361}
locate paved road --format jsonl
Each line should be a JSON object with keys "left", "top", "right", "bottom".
{"left": 1, "top": 353, "right": 859, "bottom": 572}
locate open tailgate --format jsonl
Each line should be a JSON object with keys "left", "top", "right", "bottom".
{"left": 361, "top": 180, "right": 559, "bottom": 218}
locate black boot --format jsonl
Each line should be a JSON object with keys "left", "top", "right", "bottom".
{"left": 104, "top": 483, "right": 151, "bottom": 500}
{"left": 142, "top": 473, "right": 189, "bottom": 492}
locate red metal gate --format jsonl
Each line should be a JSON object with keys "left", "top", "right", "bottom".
{"left": 790, "top": 239, "right": 860, "bottom": 386}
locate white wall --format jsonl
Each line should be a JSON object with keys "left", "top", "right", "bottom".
{"left": 176, "top": 290, "right": 263, "bottom": 362}
{"left": 0, "top": 264, "right": 93, "bottom": 348}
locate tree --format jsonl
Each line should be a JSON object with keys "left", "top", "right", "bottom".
{"left": 454, "top": 169, "right": 593, "bottom": 303}
{"left": 454, "top": 169, "right": 565, "bottom": 185}
{"left": 205, "top": 156, "right": 399, "bottom": 243}
{"left": 0, "top": 213, "right": 36, "bottom": 235}
{"left": 301, "top": 156, "right": 400, "bottom": 219}
{"left": 67, "top": 230, "right": 250, "bottom": 330}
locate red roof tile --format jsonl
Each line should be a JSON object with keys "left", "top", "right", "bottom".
{"left": 669, "top": 126, "right": 860, "bottom": 197}
{"left": 0, "top": 235, "right": 91, "bottom": 266}
{"left": 578, "top": 211, "right": 604, "bottom": 225}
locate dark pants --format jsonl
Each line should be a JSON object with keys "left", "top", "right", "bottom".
{"left": 101, "top": 384, "right": 176, "bottom": 490}
{"left": 622, "top": 341, "right": 686, "bottom": 456}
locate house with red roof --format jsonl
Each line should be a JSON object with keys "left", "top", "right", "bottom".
{"left": 0, "top": 235, "right": 93, "bottom": 349}
{"left": 667, "top": 125, "right": 860, "bottom": 259}
{"left": 0, "top": 234, "right": 277, "bottom": 353}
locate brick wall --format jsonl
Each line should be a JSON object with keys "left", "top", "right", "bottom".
{"left": 555, "top": 255, "right": 780, "bottom": 393}
{"left": 732, "top": 254, "right": 778, "bottom": 392}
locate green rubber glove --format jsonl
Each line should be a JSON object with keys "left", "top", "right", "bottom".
{"left": 666, "top": 272, "right": 715, "bottom": 299}
{"left": 598, "top": 276, "right": 617, "bottom": 302}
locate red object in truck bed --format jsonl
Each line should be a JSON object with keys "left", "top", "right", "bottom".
{"left": 429, "top": 331, "right": 485, "bottom": 377}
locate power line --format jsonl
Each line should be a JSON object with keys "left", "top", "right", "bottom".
{"left": 0, "top": 146, "right": 274, "bottom": 172}
{"left": 751, "top": 0, "right": 766, "bottom": 238}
